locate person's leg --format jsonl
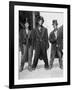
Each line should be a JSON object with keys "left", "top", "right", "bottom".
{"left": 28, "top": 46, "right": 33, "bottom": 71}
{"left": 42, "top": 48, "right": 49, "bottom": 69}
{"left": 32, "top": 46, "right": 40, "bottom": 70}
{"left": 57, "top": 49, "right": 63, "bottom": 69}
{"left": 19, "top": 45, "right": 27, "bottom": 72}
{"left": 50, "top": 49, "right": 56, "bottom": 69}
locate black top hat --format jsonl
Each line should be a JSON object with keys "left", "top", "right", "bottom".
{"left": 52, "top": 20, "right": 58, "bottom": 25}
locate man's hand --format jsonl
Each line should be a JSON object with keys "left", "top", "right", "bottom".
{"left": 56, "top": 44, "right": 58, "bottom": 47}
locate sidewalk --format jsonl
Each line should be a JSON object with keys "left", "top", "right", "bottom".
{"left": 19, "top": 59, "right": 63, "bottom": 79}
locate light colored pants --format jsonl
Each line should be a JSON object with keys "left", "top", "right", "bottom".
{"left": 21, "top": 45, "right": 33, "bottom": 68}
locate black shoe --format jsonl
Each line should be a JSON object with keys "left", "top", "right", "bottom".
{"left": 44, "top": 65, "right": 49, "bottom": 70}
{"left": 49, "top": 65, "right": 53, "bottom": 69}
{"left": 60, "top": 65, "right": 63, "bottom": 69}
{"left": 31, "top": 66, "right": 36, "bottom": 70}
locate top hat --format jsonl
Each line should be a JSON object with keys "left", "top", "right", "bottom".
{"left": 52, "top": 20, "right": 58, "bottom": 25}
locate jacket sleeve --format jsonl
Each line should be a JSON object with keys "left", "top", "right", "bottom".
{"left": 31, "top": 29, "right": 36, "bottom": 49}
{"left": 28, "top": 31, "right": 32, "bottom": 46}
{"left": 19, "top": 30, "right": 24, "bottom": 52}
{"left": 45, "top": 29, "right": 49, "bottom": 49}
{"left": 19, "top": 30, "right": 22, "bottom": 48}
{"left": 49, "top": 32, "right": 57, "bottom": 44}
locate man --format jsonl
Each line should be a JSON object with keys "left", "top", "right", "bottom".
{"left": 19, "top": 18, "right": 33, "bottom": 72}
{"left": 32, "top": 16, "right": 49, "bottom": 70}
{"left": 49, "top": 20, "right": 63, "bottom": 69}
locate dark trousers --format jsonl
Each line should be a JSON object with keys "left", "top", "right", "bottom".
{"left": 32, "top": 44, "right": 49, "bottom": 68}
{"left": 50, "top": 47, "right": 63, "bottom": 67}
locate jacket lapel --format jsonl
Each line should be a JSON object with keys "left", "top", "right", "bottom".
{"left": 36, "top": 26, "right": 45, "bottom": 39}
{"left": 41, "top": 27, "right": 45, "bottom": 38}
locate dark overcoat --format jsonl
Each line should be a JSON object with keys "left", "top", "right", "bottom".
{"left": 49, "top": 26, "right": 63, "bottom": 58}
{"left": 32, "top": 26, "right": 49, "bottom": 60}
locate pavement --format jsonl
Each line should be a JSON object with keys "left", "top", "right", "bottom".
{"left": 19, "top": 58, "right": 63, "bottom": 79}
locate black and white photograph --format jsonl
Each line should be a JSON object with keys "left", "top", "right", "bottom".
{"left": 9, "top": 1, "right": 70, "bottom": 89}
{"left": 19, "top": 11, "right": 63, "bottom": 79}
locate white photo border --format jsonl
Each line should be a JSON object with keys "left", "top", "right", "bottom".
{"left": 14, "top": 5, "right": 68, "bottom": 85}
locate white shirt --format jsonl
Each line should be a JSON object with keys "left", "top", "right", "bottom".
{"left": 54, "top": 30, "right": 57, "bottom": 39}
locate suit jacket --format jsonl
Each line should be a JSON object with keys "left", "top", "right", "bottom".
{"left": 19, "top": 29, "right": 32, "bottom": 54}
{"left": 49, "top": 27, "right": 63, "bottom": 58}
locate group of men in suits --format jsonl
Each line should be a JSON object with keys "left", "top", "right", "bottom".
{"left": 19, "top": 16, "right": 63, "bottom": 72}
